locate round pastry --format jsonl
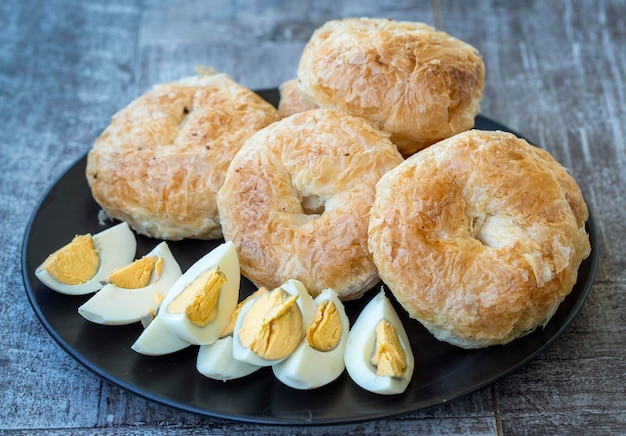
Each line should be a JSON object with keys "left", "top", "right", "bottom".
{"left": 86, "top": 72, "right": 280, "bottom": 240}
{"left": 297, "top": 18, "right": 485, "bottom": 156}
{"left": 368, "top": 130, "right": 591, "bottom": 348}
{"left": 277, "top": 78, "right": 316, "bottom": 118}
{"left": 217, "top": 108, "right": 404, "bottom": 300}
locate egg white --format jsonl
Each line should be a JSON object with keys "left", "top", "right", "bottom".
{"left": 158, "top": 241, "right": 240, "bottom": 346}
{"left": 196, "top": 336, "right": 261, "bottom": 381}
{"left": 35, "top": 222, "right": 137, "bottom": 295}
{"left": 344, "top": 289, "right": 415, "bottom": 395}
{"left": 77, "top": 242, "right": 182, "bottom": 325}
{"left": 272, "top": 288, "right": 349, "bottom": 390}
{"left": 232, "top": 279, "right": 315, "bottom": 367}
{"left": 131, "top": 314, "right": 190, "bottom": 356}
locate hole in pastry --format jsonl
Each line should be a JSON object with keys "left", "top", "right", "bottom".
{"left": 301, "top": 195, "right": 325, "bottom": 215}
{"left": 472, "top": 214, "right": 523, "bottom": 249}
{"left": 469, "top": 216, "right": 480, "bottom": 234}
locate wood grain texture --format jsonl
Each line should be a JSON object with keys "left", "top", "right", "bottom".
{"left": 1, "top": 0, "right": 624, "bottom": 434}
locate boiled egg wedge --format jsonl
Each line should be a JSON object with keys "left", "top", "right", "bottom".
{"left": 159, "top": 241, "right": 240, "bottom": 345}
{"left": 77, "top": 242, "right": 182, "bottom": 325}
{"left": 131, "top": 315, "right": 190, "bottom": 356}
{"left": 196, "top": 287, "right": 268, "bottom": 381}
{"left": 344, "top": 289, "right": 415, "bottom": 395}
{"left": 197, "top": 336, "right": 260, "bottom": 381}
{"left": 232, "top": 279, "right": 315, "bottom": 367}
{"left": 35, "top": 222, "right": 136, "bottom": 295}
{"left": 272, "top": 288, "right": 349, "bottom": 390}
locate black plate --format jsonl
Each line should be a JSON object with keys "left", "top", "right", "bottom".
{"left": 22, "top": 89, "right": 599, "bottom": 426}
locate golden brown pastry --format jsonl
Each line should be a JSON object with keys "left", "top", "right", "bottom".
{"left": 368, "top": 130, "right": 591, "bottom": 348}
{"left": 217, "top": 108, "right": 404, "bottom": 300}
{"left": 297, "top": 18, "right": 485, "bottom": 156}
{"left": 277, "top": 78, "right": 316, "bottom": 118}
{"left": 86, "top": 72, "right": 280, "bottom": 240}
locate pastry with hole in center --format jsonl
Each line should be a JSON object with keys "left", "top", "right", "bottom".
{"left": 368, "top": 129, "right": 591, "bottom": 348}
{"left": 86, "top": 71, "right": 280, "bottom": 240}
{"left": 217, "top": 108, "right": 403, "bottom": 301}
{"left": 298, "top": 17, "right": 485, "bottom": 156}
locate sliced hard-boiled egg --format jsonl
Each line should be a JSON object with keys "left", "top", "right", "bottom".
{"left": 272, "top": 288, "right": 350, "bottom": 390}
{"left": 77, "top": 242, "right": 182, "bottom": 325}
{"left": 35, "top": 222, "right": 136, "bottom": 295}
{"left": 232, "top": 279, "right": 315, "bottom": 367}
{"left": 344, "top": 289, "right": 415, "bottom": 395}
{"left": 159, "top": 241, "right": 240, "bottom": 345}
{"left": 197, "top": 336, "right": 261, "bottom": 381}
{"left": 196, "top": 287, "right": 268, "bottom": 381}
{"left": 131, "top": 315, "right": 190, "bottom": 356}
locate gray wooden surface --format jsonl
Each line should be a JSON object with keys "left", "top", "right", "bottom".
{"left": 1, "top": 0, "right": 624, "bottom": 434}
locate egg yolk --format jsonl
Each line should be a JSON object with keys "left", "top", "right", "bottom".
{"left": 305, "top": 300, "right": 342, "bottom": 352}
{"left": 370, "top": 319, "right": 406, "bottom": 378}
{"left": 167, "top": 266, "right": 226, "bottom": 327}
{"left": 238, "top": 287, "right": 303, "bottom": 360}
{"left": 107, "top": 255, "right": 161, "bottom": 289}
{"left": 39, "top": 234, "right": 100, "bottom": 285}
{"left": 220, "top": 287, "right": 268, "bottom": 338}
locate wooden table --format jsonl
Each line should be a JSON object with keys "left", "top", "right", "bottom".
{"left": 2, "top": 1, "right": 624, "bottom": 434}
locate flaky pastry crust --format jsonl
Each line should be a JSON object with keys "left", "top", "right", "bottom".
{"left": 297, "top": 18, "right": 485, "bottom": 156}
{"left": 368, "top": 130, "right": 591, "bottom": 348}
{"left": 86, "top": 73, "right": 280, "bottom": 240}
{"left": 217, "top": 108, "right": 403, "bottom": 300}
{"left": 277, "top": 78, "right": 316, "bottom": 118}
